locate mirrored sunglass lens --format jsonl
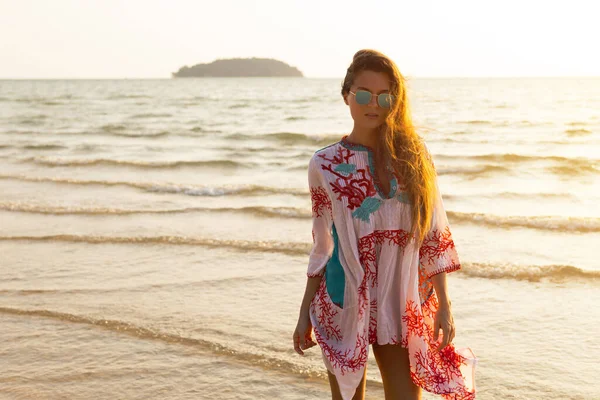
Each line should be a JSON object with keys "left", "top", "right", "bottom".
{"left": 377, "top": 94, "right": 393, "bottom": 108}
{"left": 355, "top": 90, "right": 372, "bottom": 105}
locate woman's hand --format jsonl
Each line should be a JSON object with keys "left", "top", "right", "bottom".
{"left": 293, "top": 312, "right": 317, "bottom": 356}
{"left": 433, "top": 301, "right": 455, "bottom": 351}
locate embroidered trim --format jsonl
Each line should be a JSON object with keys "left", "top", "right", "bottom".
{"left": 340, "top": 135, "right": 396, "bottom": 199}
{"left": 426, "top": 262, "right": 461, "bottom": 279}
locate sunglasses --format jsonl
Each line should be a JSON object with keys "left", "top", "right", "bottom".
{"left": 349, "top": 90, "right": 395, "bottom": 108}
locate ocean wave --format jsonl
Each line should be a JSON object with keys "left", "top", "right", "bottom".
{"left": 293, "top": 96, "right": 324, "bottom": 103}
{"left": 444, "top": 191, "right": 578, "bottom": 201}
{"left": 0, "top": 174, "right": 308, "bottom": 197}
{"left": 447, "top": 211, "right": 600, "bottom": 233}
{"left": 3, "top": 198, "right": 596, "bottom": 234}
{"left": 548, "top": 164, "right": 599, "bottom": 176}
{"left": 440, "top": 162, "right": 599, "bottom": 177}
{"left": 0, "top": 202, "right": 312, "bottom": 218}
{"left": 0, "top": 276, "right": 262, "bottom": 295}
{"left": 111, "top": 131, "right": 171, "bottom": 138}
{"left": 0, "top": 233, "right": 597, "bottom": 284}
{"left": 17, "top": 114, "right": 48, "bottom": 126}
{"left": 431, "top": 136, "right": 600, "bottom": 145}
{"left": 0, "top": 307, "right": 329, "bottom": 380}
{"left": 0, "top": 234, "right": 311, "bottom": 256}
{"left": 129, "top": 113, "right": 173, "bottom": 119}
{"left": 106, "top": 94, "right": 152, "bottom": 100}
{"left": 13, "top": 98, "right": 51, "bottom": 104}
{"left": 565, "top": 128, "right": 592, "bottom": 136}
{"left": 460, "top": 120, "right": 492, "bottom": 125}
{"left": 205, "top": 206, "right": 310, "bottom": 218}
{"left": 22, "top": 144, "right": 68, "bottom": 150}
{"left": 435, "top": 153, "right": 600, "bottom": 174}
{"left": 461, "top": 262, "right": 600, "bottom": 282}
{"left": 229, "top": 103, "right": 250, "bottom": 109}
{"left": 99, "top": 124, "right": 172, "bottom": 138}
{"left": 226, "top": 132, "right": 343, "bottom": 146}
{"left": 100, "top": 124, "right": 127, "bottom": 132}
{"left": 18, "top": 156, "right": 249, "bottom": 169}
{"left": 437, "top": 153, "right": 597, "bottom": 165}
{"left": 437, "top": 164, "right": 511, "bottom": 178}
{"left": 285, "top": 116, "right": 306, "bottom": 121}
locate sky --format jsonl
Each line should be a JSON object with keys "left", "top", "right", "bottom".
{"left": 1, "top": 0, "right": 599, "bottom": 79}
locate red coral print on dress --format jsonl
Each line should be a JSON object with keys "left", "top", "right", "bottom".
{"left": 419, "top": 226, "right": 455, "bottom": 265}
{"left": 311, "top": 279, "right": 370, "bottom": 375}
{"left": 313, "top": 279, "right": 343, "bottom": 341}
{"left": 407, "top": 294, "right": 475, "bottom": 399}
{"left": 318, "top": 147, "right": 376, "bottom": 210}
{"left": 368, "top": 298, "right": 378, "bottom": 344}
{"left": 314, "top": 329, "right": 370, "bottom": 375}
{"left": 310, "top": 186, "right": 332, "bottom": 218}
{"left": 358, "top": 229, "right": 413, "bottom": 287}
{"left": 403, "top": 299, "right": 427, "bottom": 338}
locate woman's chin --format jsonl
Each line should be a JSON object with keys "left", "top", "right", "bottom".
{"left": 359, "top": 119, "right": 384, "bottom": 128}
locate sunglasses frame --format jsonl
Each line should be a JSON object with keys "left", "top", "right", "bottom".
{"left": 349, "top": 90, "right": 395, "bottom": 108}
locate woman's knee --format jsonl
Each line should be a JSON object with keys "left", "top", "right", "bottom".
{"left": 372, "top": 344, "right": 421, "bottom": 400}
{"left": 327, "top": 369, "right": 367, "bottom": 400}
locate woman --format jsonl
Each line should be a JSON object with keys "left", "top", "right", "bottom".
{"left": 292, "top": 49, "right": 477, "bottom": 400}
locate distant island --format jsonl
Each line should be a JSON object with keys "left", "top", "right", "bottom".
{"left": 171, "top": 57, "right": 304, "bottom": 78}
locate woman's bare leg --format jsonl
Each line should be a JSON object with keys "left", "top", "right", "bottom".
{"left": 327, "top": 367, "right": 367, "bottom": 400}
{"left": 372, "top": 343, "right": 421, "bottom": 400}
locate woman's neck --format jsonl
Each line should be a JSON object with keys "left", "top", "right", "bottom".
{"left": 346, "top": 126, "right": 380, "bottom": 150}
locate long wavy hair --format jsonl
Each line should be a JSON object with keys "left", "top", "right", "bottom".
{"left": 341, "top": 49, "right": 438, "bottom": 244}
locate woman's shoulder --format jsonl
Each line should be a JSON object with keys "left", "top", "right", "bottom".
{"left": 308, "top": 140, "right": 342, "bottom": 177}
{"left": 313, "top": 139, "right": 341, "bottom": 157}
{"left": 309, "top": 139, "right": 342, "bottom": 164}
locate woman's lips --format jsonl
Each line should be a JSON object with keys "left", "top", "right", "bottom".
{"left": 365, "top": 113, "right": 379, "bottom": 118}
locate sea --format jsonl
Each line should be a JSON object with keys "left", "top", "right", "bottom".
{"left": 0, "top": 77, "right": 599, "bottom": 400}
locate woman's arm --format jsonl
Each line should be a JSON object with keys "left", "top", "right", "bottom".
{"left": 299, "top": 275, "right": 323, "bottom": 317}
{"left": 431, "top": 271, "right": 451, "bottom": 308}
{"left": 419, "top": 143, "right": 460, "bottom": 351}
{"left": 431, "top": 271, "right": 455, "bottom": 351}
{"left": 293, "top": 155, "right": 334, "bottom": 355}
{"left": 293, "top": 275, "right": 322, "bottom": 355}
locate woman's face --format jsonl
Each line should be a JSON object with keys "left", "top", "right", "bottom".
{"left": 344, "top": 70, "right": 392, "bottom": 129}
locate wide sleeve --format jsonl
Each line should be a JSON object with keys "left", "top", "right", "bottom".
{"left": 306, "top": 155, "right": 334, "bottom": 278}
{"left": 418, "top": 145, "right": 462, "bottom": 279}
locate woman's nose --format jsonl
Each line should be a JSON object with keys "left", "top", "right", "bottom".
{"left": 367, "top": 96, "right": 379, "bottom": 107}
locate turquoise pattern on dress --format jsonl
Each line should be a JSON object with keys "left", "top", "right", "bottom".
{"left": 352, "top": 196, "right": 383, "bottom": 222}
{"left": 388, "top": 176, "right": 398, "bottom": 198}
{"left": 334, "top": 163, "right": 357, "bottom": 174}
{"left": 325, "top": 224, "right": 345, "bottom": 308}
{"left": 396, "top": 192, "right": 410, "bottom": 204}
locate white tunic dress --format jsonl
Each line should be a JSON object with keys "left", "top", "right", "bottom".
{"left": 307, "top": 135, "right": 477, "bottom": 399}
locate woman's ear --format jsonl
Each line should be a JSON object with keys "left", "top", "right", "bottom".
{"left": 343, "top": 95, "right": 349, "bottom": 105}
